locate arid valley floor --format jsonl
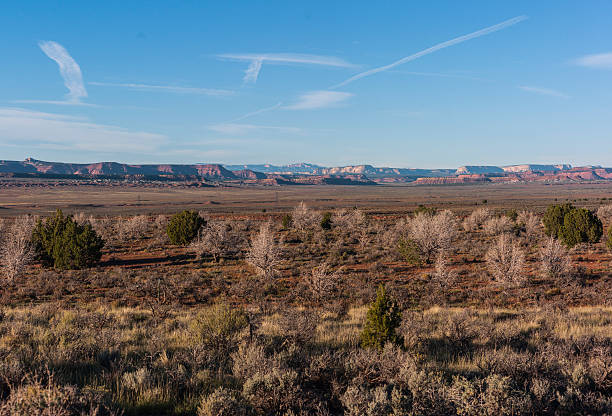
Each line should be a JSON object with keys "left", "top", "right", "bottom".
{"left": 0, "top": 181, "right": 610, "bottom": 415}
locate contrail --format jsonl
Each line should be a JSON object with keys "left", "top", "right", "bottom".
{"left": 218, "top": 53, "right": 357, "bottom": 84}
{"left": 39, "top": 41, "right": 87, "bottom": 102}
{"left": 232, "top": 102, "right": 283, "bottom": 121}
{"left": 332, "top": 16, "right": 528, "bottom": 89}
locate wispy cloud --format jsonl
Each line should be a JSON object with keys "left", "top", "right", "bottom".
{"left": 218, "top": 53, "right": 356, "bottom": 83}
{"left": 209, "top": 123, "right": 302, "bottom": 135}
{"left": 233, "top": 102, "right": 283, "bottom": 121}
{"left": 391, "top": 70, "right": 490, "bottom": 82}
{"left": 89, "top": 82, "right": 234, "bottom": 96}
{"left": 285, "top": 90, "right": 353, "bottom": 110}
{"left": 243, "top": 59, "right": 264, "bottom": 83}
{"left": 574, "top": 52, "right": 612, "bottom": 69}
{"left": 13, "top": 99, "right": 100, "bottom": 107}
{"left": 519, "top": 86, "right": 569, "bottom": 99}
{"left": 0, "top": 107, "right": 166, "bottom": 153}
{"left": 332, "top": 16, "right": 527, "bottom": 88}
{"left": 38, "top": 41, "right": 87, "bottom": 102}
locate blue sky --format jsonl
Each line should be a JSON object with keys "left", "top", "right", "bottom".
{"left": 1, "top": 1, "right": 612, "bottom": 168}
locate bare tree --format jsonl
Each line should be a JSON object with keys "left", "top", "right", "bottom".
{"left": 246, "top": 222, "right": 282, "bottom": 280}
{"left": 357, "top": 224, "right": 372, "bottom": 252}
{"left": 432, "top": 252, "right": 457, "bottom": 289}
{"left": 132, "top": 272, "right": 178, "bottom": 324}
{"left": 486, "top": 234, "right": 526, "bottom": 286}
{"left": 540, "top": 237, "right": 572, "bottom": 279}
{"left": 408, "top": 210, "right": 457, "bottom": 262}
{"left": 191, "top": 220, "right": 245, "bottom": 262}
{"left": 292, "top": 201, "right": 319, "bottom": 234}
{"left": 303, "top": 262, "right": 339, "bottom": 302}
{"left": 0, "top": 215, "right": 37, "bottom": 281}
{"left": 483, "top": 216, "right": 514, "bottom": 236}
{"left": 148, "top": 214, "right": 169, "bottom": 248}
{"left": 596, "top": 204, "right": 612, "bottom": 224}
{"left": 0, "top": 219, "right": 6, "bottom": 239}
{"left": 90, "top": 216, "right": 115, "bottom": 244}
{"left": 462, "top": 208, "right": 492, "bottom": 232}
{"left": 518, "top": 210, "right": 540, "bottom": 242}
{"left": 333, "top": 208, "right": 366, "bottom": 234}
{"left": 117, "top": 215, "right": 149, "bottom": 242}
{"left": 72, "top": 211, "right": 91, "bottom": 226}
{"left": 379, "top": 218, "right": 409, "bottom": 250}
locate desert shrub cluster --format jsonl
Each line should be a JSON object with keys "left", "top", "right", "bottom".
{"left": 0, "top": 201, "right": 611, "bottom": 414}
{"left": 0, "top": 304, "right": 609, "bottom": 415}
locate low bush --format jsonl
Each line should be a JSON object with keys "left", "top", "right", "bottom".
{"left": 198, "top": 387, "right": 252, "bottom": 416}
{"left": 166, "top": 210, "right": 205, "bottom": 245}
{"left": 397, "top": 238, "right": 422, "bottom": 265}
{"left": 486, "top": 234, "right": 525, "bottom": 286}
{"left": 281, "top": 214, "right": 292, "bottom": 230}
{"left": 360, "top": 285, "right": 403, "bottom": 350}
{"left": 320, "top": 212, "right": 333, "bottom": 230}
{"left": 32, "top": 210, "right": 104, "bottom": 270}
{"left": 559, "top": 207, "right": 603, "bottom": 247}
{"left": 543, "top": 203, "right": 574, "bottom": 238}
{"left": 0, "top": 375, "right": 114, "bottom": 415}
{"left": 189, "top": 303, "right": 249, "bottom": 371}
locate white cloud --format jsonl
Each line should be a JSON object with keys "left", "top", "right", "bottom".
{"left": 218, "top": 53, "right": 356, "bottom": 83}
{"left": 332, "top": 16, "right": 527, "bottom": 88}
{"left": 285, "top": 90, "right": 353, "bottom": 110}
{"left": 518, "top": 86, "right": 569, "bottom": 99}
{"left": 0, "top": 107, "right": 166, "bottom": 153}
{"left": 574, "top": 52, "right": 612, "bottom": 69}
{"left": 209, "top": 123, "right": 302, "bottom": 135}
{"left": 38, "top": 41, "right": 87, "bottom": 102}
{"left": 89, "top": 82, "right": 234, "bottom": 96}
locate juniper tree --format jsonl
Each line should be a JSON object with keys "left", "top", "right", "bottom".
{"left": 360, "top": 285, "right": 403, "bottom": 350}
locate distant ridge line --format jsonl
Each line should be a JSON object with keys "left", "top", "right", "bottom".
{"left": 0, "top": 159, "right": 585, "bottom": 178}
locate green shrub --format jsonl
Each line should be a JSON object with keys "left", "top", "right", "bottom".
{"left": 198, "top": 387, "right": 252, "bottom": 416}
{"left": 607, "top": 227, "right": 612, "bottom": 251}
{"left": 242, "top": 367, "right": 298, "bottom": 414}
{"left": 543, "top": 203, "right": 574, "bottom": 238}
{"left": 360, "top": 285, "right": 403, "bottom": 350}
{"left": 190, "top": 303, "right": 248, "bottom": 371}
{"left": 505, "top": 209, "right": 518, "bottom": 222}
{"left": 320, "top": 212, "right": 332, "bottom": 230}
{"left": 281, "top": 214, "right": 292, "bottom": 230}
{"left": 559, "top": 208, "right": 602, "bottom": 247}
{"left": 397, "top": 238, "right": 421, "bottom": 265}
{"left": 166, "top": 210, "right": 205, "bottom": 245}
{"left": 414, "top": 204, "right": 437, "bottom": 217}
{"left": 450, "top": 374, "right": 531, "bottom": 416}
{"left": 32, "top": 209, "right": 104, "bottom": 270}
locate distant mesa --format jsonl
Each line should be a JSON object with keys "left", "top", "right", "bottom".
{"left": 0, "top": 158, "right": 237, "bottom": 180}
{"left": 234, "top": 169, "right": 267, "bottom": 180}
{"left": 455, "top": 164, "right": 572, "bottom": 175}
{"left": 2, "top": 159, "right": 611, "bottom": 186}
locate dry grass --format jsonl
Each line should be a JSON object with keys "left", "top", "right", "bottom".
{"left": 0, "top": 303, "right": 610, "bottom": 414}
{"left": 1, "top": 193, "right": 612, "bottom": 414}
